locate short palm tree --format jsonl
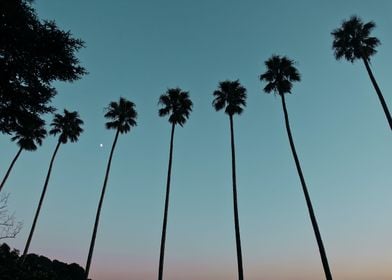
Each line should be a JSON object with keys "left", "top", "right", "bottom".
{"left": 85, "top": 97, "right": 137, "bottom": 279}
{"left": 22, "top": 109, "right": 83, "bottom": 258}
{"left": 0, "top": 115, "right": 46, "bottom": 192}
{"left": 157, "top": 88, "right": 192, "bottom": 280}
{"left": 260, "top": 55, "right": 333, "bottom": 280}
{"left": 212, "top": 80, "right": 246, "bottom": 280}
{"left": 332, "top": 15, "right": 391, "bottom": 130}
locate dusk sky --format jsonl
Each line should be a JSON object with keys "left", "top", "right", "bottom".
{"left": 1, "top": 0, "right": 392, "bottom": 279}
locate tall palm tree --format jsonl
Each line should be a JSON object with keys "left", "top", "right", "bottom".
{"left": 260, "top": 55, "right": 333, "bottom": 280}
{"left": 22, "top": 109, "right": 83, "bottom": 259}
{"left": 212, "top": 80, "right": 246, "bottom": 280}
{"left": 85, "top": 97, "right": 137, "bottom": 279}
{"left": 157, "top": 88, "right": 192, "bottom": 280}
{"left": 332, "top": 15, "right": 391, "bottom": 130}
{"left": 0, "top": 115, "right": 46, "bottom": 192}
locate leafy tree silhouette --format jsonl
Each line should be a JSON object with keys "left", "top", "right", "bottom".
{"left": 1, "top": 243, "right": 86, "bottom": 280}
{"left": 332, "top": 16, "right": 391, "bottom": 131}
{"left": 22, "top": 110, "right": 84, "bottom": 259}
{"left": 212, "top": 80, "right": 246, "bottom": 280}
{"left": 260, "top": 55, "right": 333, "bottom": 280}
{"left": 85, "top": 97, "right": 137, "bottom": 280}
{"left": 0, "top": 0, "right": 86, "bottom": 135}
{"left": 0, "top": 115, "right": 47, "bottom": 192}
{"left": 157, "top": 88, "right": 192, "bottom": 280}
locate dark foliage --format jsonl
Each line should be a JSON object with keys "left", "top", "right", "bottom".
{"left": 11, "top": 114, "right": 47, "bottom": 151}
{"left": 331, "top": 15, "right": 380, "bottom": 62}
{"left": 50, "top": 110, "right": 84, "bottom": 144}
{"left": 105, "top": 97, "right": 137, "bottom": 133}
{"left": 158, "top": 88, "right": 193, "bottom": 126}
{"left": 0, "top": 243, "right": 86, "bottom": 280}
{"left": 0, "top": 0, "right": 86, "bottom": 134}
{"left": 260, "top": 55, "right": 301, "bottom": 95}
{"left": 212, "top": 80, "right": 247, "bottom": 116}
{"left": 0, "top": 114, "right": 47, "bottom": 192}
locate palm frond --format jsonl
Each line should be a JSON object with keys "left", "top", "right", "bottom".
{"left": 332, "top": 15, "right": 380, "bottom": 62}
{"left": 49, "top": 109, "right": 84, "bottom": 143}
{"left": 158, "top": 88, "right": 193, "bottom": 126}
{"left": 104, "top": 97, "right": 137, "bottom": 134}
{"left": 212, "top": 80, "right": 247, "bottom": 116}
{"left": 11, "top": 114, "right": 47, "bottom": 151}
{"left": 260, "top": 55, "right": 301, "bottom": 96}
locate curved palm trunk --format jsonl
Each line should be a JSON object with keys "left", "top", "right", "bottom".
{"left": 0, "top": 147, "right": 23, "bottom": 193}
{"left": 280, "top": 94, "right": 333, "bottom": 280}
{"left": 22, "top": 140, "right": 61, "bottom": 259}
{"left": 229, "top": 115, "right": 244, "bottom": 280}
{"left": 158, "top": 123, "right": 175, "bottom": 280}
{"left": 361, "top": 57, "right": 392, "bottom": 131}
{"left": 85, "top": 129, "right": 120, "bottom": 279}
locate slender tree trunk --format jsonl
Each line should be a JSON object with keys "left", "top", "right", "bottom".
{"left": 229, "top": 115, "right": 244, "bottom": 280}
{"left": 361, "top": 56, "right": 392, "bottom": 131}
{"left": 85, "top": 129, "right": 120, "bottom": 280}
{"left": 22, "top": 140, "right": 61, "bottom": 259}
{"left": 0, "top": 147, "right": 23, "bottom": 193}
{"left": 158, "top": 123, "right": 175, "bottom": 280}
{"left": 280, "top": 94, "right": 333, "bottom": 280}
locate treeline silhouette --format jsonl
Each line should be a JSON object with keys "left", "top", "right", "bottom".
{"left": 1, "top": 1, "right": 391, "bottom": 280}
{"left": 0, "top": 243, "right": 86, "bottom": 280}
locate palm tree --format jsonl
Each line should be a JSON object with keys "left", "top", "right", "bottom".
{"left": 212, "top": 80, "right": 246, "bottom": 280}
{"left": 85, "top": 97, "right": 137, "bottom": 279}
{"left": 260, "top": 55, "right": 333, "bottom": 280}
{"left": 22, "top": 109, "right": 83, "bottom": 259}
{"left": 0, "top": 115, "right": 46, "bottom": 192}
{"left": 332, "top": 15, "right": 391, "bottom": 130}
{"left": 157, "top": 88, "right": 192, "bottom": 280}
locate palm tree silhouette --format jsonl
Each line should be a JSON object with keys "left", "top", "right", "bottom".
{"left": 260, "top": 55, "right": 333, "bottom": 280}
{"left": 157, "top": 88, "right": 192, "bottom": 280}
{"left": 22, "top": 109, "right": 83, "bottom": 259}
{"left": 85, "top": 97, "right": 137, "bottom": 279}
{"left": 332, "top": 15, "right": 391, "bottom": 130}
{"left": 0, "top": 115, "right": 46, "bottom": 192}
{"left": 212, "top": 80, "right": 246, "bottom": 280}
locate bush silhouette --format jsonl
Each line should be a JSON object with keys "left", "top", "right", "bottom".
{"left": 0, "top": 243, "right": 86, "bottom": 280}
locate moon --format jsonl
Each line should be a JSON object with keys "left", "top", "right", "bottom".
{"left": 99, "top": 143, "right": 103, "bottom": 148}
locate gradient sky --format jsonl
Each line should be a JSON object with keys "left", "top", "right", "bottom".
{"left": 1, "top": 0, "right": 392, "bottom": 279}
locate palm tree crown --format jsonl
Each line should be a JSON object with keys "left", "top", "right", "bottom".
{"left": 158, "top": 88, "right": 193, "bottom": 126}
{"left": 11, "top": 116, "right": 47, "bottom": 151}
{"left": 260, "top": 55, "right": 301, "bottom": 95}
{"left": 105, "top": 97, "right": 137, "bottom": 133}
{"left": 50, "top": 109, "right": 84, "bottom": 143}
{"left": 331, "top": 15, "right": 380, "bottom": 62}
{"left": 212, "top": 80, "right": 247, "bottom": 116}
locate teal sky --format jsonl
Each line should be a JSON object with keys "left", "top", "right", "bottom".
{"left": 1, "top": 0, "right": 392, "bottom": 279}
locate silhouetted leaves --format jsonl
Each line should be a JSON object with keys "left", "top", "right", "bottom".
{"left": 332, "top": 15, "right": 380, "bottom": 62}
{"left": 50, "top": 110, "right": 84, "bottom": 144}
{"left": 212, "top": 80, "right": 247, "bottom": 116}
{"left": 11, "top": 115, "right": 47, "bottom": 151}
{"left": 158, "top": 88, "right": 193, "bottom": 126}
{"left": 0, "top": 243, "right": 85, "bottom": 280}
{"left": 260, "top": 55, "right": 300, "bottom": 95}
{"left": 105, "top": 97, "right": 137, "bottom": 134}
{"left": 0, "top": 0, "right": 86, "bottom": 134}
